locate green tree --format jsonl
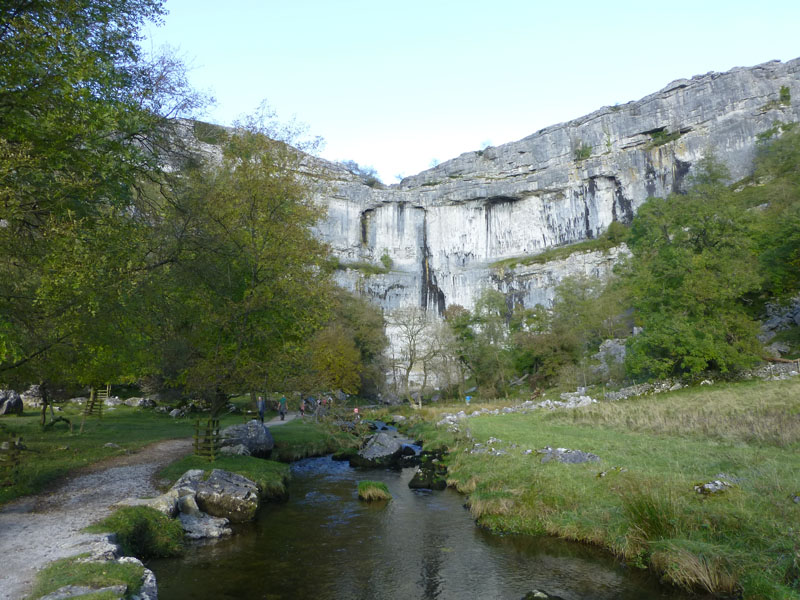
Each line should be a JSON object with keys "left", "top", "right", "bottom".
{"left": 620, "top": 157, "right": 762, "bottom": 379}
{"left": 746, "top": 127, "right": 800, "bottom": 300}
{"left": 0, "top": 0, "right": 201, "bottom": 420}
{"left": 150, "top": 117, "right": 330, "bottom": 414}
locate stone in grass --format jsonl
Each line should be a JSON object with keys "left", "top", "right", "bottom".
{"left": 694, "top": 479, "right": 733, "bottom": 495}
{"left": 537, "top": 446, "right": 600, "bottom": 464}
{"left": 357, "top": 480, "right": 392, "bottom": 502}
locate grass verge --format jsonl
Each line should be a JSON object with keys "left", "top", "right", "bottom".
{"left": 157, "top": 454, "right": 290, "bottom": 500}
{"left": 0, "top": 404, "right": 194, "bottom": 505}
{"left": 26, "top": 555, "right": 144, "bottom": 600}
{"left": 85, "top": 506, "right": 184, "bottom": 559}
{"left": 270, "top": 418, "right": 357, "bottom": 462}
{"left": 410, "top": 377, "right": 800, "bottom": 599}
{"left": 357, "top": 480, "right": 391, "bottom": 501}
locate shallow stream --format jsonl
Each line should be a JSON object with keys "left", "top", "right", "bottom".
{"left": 150, "top": 456, "right": 691, "bottom": 599}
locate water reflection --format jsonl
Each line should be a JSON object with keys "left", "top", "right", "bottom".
{"left": 150, "top": 456, "right": 689, "bottom": 600}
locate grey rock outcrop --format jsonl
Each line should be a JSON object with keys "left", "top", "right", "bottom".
{"left": 195, "top": 469, "right": 260, "bottom": 523}
{"left": 313, "top": 58, "right": 800, "bottom": 319}
{"left": 221, "top": 420, "right": 274, "bottom": 458}
{"left": 0, "top": 389, "right": 22, "bottom": 416}
{"left": 179, "top": 512, "right": 232, "bottom": 539}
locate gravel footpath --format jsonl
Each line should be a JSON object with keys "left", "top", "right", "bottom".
{"left": 0, "top": 438, "right": 192, "bottom": 600}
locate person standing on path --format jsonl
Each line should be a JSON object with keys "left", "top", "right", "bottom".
{"left": 257, "top": 395, "right": 266, "bottom": 423}
{"left": 299, "top": 398, "right": 306, "bottom": 418}
{"left": 279, "top": 395, "right": 287, "bottom": 421}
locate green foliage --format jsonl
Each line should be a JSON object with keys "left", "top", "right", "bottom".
{"left": 780, "top": 85, "right": 792, "bottom": 106}
{"left": 149, "top": 117, "right": 330, "bottom": 411}
{"left": 296, "top": 288, "right": 387, "bottom": 397}
{"left": 86, "top": 506, "right": 184, "bottom": 559}
{"left": 337, "top": 260, "right": 390, "bottom": 275}
{"left": 0, "top": 0, "right": 202, "bottom": 391}
{"left": 310, "top": 324, "right": 362, "bottom": 394}
{"left": 573, "top": 142, "right": 592, "bottom": 161}
{"left": 380, "top": 251, "right": 393, "bottom": 270}
{"left": 193, "top": 121, "right": 230, "bottom": 145}
{"left": 647, "top": 128, "right": 683, "bottom": 148}
{"left": 28, "top": 555, "right": 145, "bottom": 600}
{"left": 620, "top": 156, "right": 762, "bottom": 378}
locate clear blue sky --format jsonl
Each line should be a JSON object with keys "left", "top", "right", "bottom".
{"left": 143, "top": 0, "right": 800, "bottom": 183}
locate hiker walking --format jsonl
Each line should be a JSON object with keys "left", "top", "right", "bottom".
{"left": 257, "top": 395, "right": 266, "bottom": 423}
{"left": 279, "top": 395, "right": 287, "bottom": 421}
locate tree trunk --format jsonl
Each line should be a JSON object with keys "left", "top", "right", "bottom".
{"left": 39, "top": 380, "right": 49, "bottom": 427}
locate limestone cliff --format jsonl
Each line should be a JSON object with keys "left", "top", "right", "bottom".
{"left": 315, "top": 58, "right": 800, "bottom": 314}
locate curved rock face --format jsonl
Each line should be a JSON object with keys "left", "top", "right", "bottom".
{"left": 314, "top": 58, "right": 800, "bottom": 314}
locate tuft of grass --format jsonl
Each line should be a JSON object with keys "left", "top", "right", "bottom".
{"left": 27, "top": 555, "right": 144, "bottom": 600}
{"left": 650, "top": 541, "right": 740, "bottom": 596}
{"left": 157, "top": 454, "right": 289, "bottom": 500}
{"left": 86, "top": 506, "right": 183, "bottom": 559}
{"left": 357, "top": 480, "right": 391, "bottom": 501}
{"left": 621, "top": 485, "right": 680, "bottom": 542}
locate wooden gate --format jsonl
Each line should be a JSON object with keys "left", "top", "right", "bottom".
{"left": 194, "top": 418, "right": 221, "bottom": 462}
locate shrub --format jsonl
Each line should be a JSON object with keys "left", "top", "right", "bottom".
{"left": 87, "top": 506, "right": 184, "bottom": 559}
{"left": 574, "top": 143, "right": 592, "bottom": 161}
{"left": 780, "top": 85, "right": 791, "bottom": 106}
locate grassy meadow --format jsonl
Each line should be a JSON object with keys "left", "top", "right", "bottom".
{"left": 405, "top": 377, "right": 800, "bottom": 599}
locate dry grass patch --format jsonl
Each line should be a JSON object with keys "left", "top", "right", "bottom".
{"left": 553, "top": 378, "right": 800, "bottom": 446}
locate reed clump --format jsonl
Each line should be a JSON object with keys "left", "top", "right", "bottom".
{"left": 357, "top": 480, "right": 391, "bottom": 501}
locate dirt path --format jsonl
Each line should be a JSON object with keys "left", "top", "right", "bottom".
{"left": 0, "top": 437, "right": 192, "bottom": 600}
{"left": 265, "top": 412, "right": 298, "bottom": 426}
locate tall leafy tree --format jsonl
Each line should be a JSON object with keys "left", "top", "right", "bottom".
{"left": 0, "top": 1, "right": 201, "bottom": 416}
{"left": 620, "top": 157, "right": 762, "bottom": 378}
{"left": 150, "top": 118, "right": 330, "bottom": 414}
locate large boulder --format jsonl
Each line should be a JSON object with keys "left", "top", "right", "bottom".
{"left": 221, "top": 420, "right": 274, "bottom": 458}
{"left": 179, "top": 512, "right": 232, "bottom": 539}
{"left": 0, "top": 390, "right": 23, "bottom": 416}
{"left": 351, "top": 431, "right": 406, "bottom": 468}
{"left": 195, "top": 469, "right": 260, "bottom": 523}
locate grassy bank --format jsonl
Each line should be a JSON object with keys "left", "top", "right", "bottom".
{"left": 0, "top": 404, "right": 196, "bottom": 505}
{"left": 0, "top": 402, "right": 355, "bottom": 506}
{"left": 408, "top": 378, "right": 800, "bottom": 599}
{"left": 158, "top": 454, "right": 290, "bottom": 499}
{"left": 270, "top": 418, "right": 357, "bottom": 462}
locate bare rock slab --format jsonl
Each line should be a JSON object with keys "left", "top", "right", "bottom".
{"left": 195, "top": 469, "right": 260, "bottom": 523}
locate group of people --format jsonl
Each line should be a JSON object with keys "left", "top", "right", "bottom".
{"left": 255, "top": 393, "right": 333, "bottom": 422}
